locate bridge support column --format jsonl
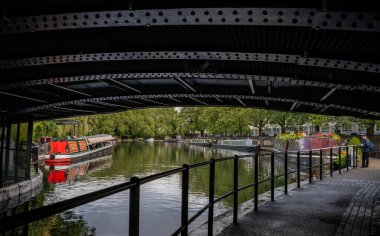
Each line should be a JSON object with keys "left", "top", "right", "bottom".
{"left": 0, "top": 117, "right": 34, "bottom": 186}
{"left": 0, "top": 118, "right": 5, "bottom": 188}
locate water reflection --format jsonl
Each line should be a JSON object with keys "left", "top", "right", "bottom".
{"left": 3, "top": 142, "right": 289, "bottom": 236}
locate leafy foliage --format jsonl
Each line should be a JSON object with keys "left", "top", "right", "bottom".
{"left": 32, "top": 107, "right": 379, "bottom": 139}
{"left": 275, "top": 133, "right": 304, "bottom": 142}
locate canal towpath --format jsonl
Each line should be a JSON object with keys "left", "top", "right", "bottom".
{"left": 212, "top": 157, "right": 380, "bottom": 236}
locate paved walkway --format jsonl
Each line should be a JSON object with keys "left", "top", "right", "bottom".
{"left": 217, "top": 158, "right": 380, "bottom": 236}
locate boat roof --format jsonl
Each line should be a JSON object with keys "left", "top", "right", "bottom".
{"left": 85, "top": 135, "right": 115, "bottom": 144}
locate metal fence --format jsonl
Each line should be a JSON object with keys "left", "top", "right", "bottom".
{"left": 0, "top": 145, "right": 358, "bottom": 235}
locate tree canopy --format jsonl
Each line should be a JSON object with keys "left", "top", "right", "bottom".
{"left": 33, "top": 107, "right": 379, "bottom": 139}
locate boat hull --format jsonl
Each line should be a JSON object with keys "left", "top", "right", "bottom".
{"left": 45, "top": 145, "right": 113, "bottom": 165}
{"left": 189, "top": 142, "right": 212, "bottom": 146}
{"left": 216, "top": 144, "right": 260, "bottom": 152}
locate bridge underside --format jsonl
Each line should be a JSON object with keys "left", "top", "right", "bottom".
{"left": 0, "top": 0, "right": 380, "bottom": 122}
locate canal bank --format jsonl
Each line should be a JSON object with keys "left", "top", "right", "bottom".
{"left": 204, "top": 158, "right": 380, "bottom": 236}
{"left": 0, "top": 169, "right": 43, "bottom": 207}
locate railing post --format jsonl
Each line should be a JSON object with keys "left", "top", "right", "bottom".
{"left": 271, "top": 152, "right": 275, "bottom": 201}
{"left": 129, "top": 176, "right": 140, "bottom": 236}
{"left": 208, "top": 159, "right": 215, "bottom": 236}
{"left": 309, "top": 150, "right": 312, "bottom": 183}
{"left": 254, "top": 153, "right": 259, "bottom": 211}
{"left": 330, "top": 148, "right": 333, "bottom": 177}
{"left": 181, "top": 164, "right": 189, "bottom": 236}
{"left": 233, "top": 155, "right": 239, "bottom": 224}
{"left": 319, "top": 149, "right": 323, "bottom": 180}
{"left": 338, "top": 147, "right": 341, "bottom": 174}
{"left": 297, "top": 151, "right": 300, "bottom": 188}
{"left": 284, "top": 151, "right": 288, "bottom": 194}
{"left": 354, "top": 145, "right": 357, "bottom": 168}
{"left": 346, "top": 146, "right": 349, "bottom": 171}
{"left": 35, "top": 146, "right": 39, "bottom": 174}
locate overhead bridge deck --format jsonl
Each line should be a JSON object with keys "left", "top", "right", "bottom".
{"left": 0, "top": 0, "right": 379, "bottom": 122}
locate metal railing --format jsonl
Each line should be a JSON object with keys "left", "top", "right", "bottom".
{"left": 0, "top": 145, "right": 358, "bottom": 235}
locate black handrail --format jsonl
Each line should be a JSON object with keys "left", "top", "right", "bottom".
{"left": 0, "top": 145, "right": 357, "bottom": 235}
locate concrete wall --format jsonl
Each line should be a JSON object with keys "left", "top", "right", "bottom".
{"left": 0, "top": 169, "right": 43, "bottom": 203}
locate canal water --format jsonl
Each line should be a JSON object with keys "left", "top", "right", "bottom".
{"left": 3, "top": 142, "right": 288, "bottom": 236}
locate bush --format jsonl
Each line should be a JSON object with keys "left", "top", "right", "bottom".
{"left": 333, "top": 155, "right": 347, "bottom": 170}
{"left": 348, "top": 136, "right": 362, "bottom": 165}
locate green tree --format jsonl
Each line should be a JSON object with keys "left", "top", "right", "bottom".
{"left": 307, "top": 114, "right": 330, "bottom": 133}
{"left": 248, "top": 109, "right": 273, "bottom": 136}
{"left": 270, "top": 112, "right": 304, "bottom": 134}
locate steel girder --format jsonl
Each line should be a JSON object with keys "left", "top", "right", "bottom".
{"left": 1, "top": 3, "right": 379, "bottom": 121}
{"left": 1, "top": 8, "right": 379, "bottom": 35}
{"left": 8, "top": 94, "right": 380, "bottom": 117}
{"left": 0, "top": 51, "right": 379, "bottom": 74}
{"left": 1, "top": 73, "right": 380, "bottom": 94}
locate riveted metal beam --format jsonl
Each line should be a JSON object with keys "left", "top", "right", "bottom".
{"left": 48, "top": 83, "right": 92, "bottom": 97}
{"left": 2, "top": 73, "right": 379, "bottom": 94}
{"left": 290, "top": 102, "right": 297, "bottom": 111}
{"left": 236, "top": 98, "right": 246, "bottom": 107}
{"left": 1, "top": 51, "right": 378, "bottom": 74}
{"left": 0, "top": 91, "right": 46, "bottom": 103}
{"left": 320, "top": 105, "right": 330, "bottom": 113}
{"left": 174, "top": 77, "right": 197, "bottom": 92}
{"left": 248, "top": 79, "right": 255, "bottom": 94}
{"left": 139, "top": 98, "right": 167, "bottom": 106}
{"left": 92, "top": 101, "right": 131, "bottom": 108}
{"left": 0, "top": 8, "right": 379, "bottom": 35}
{"left": 189, "top": 97, "right": 207, "bottom": 105}
{"left": 9, "top": 94, "right": 379, "bottom": 117}
{"left": 53, "top": 107, "right": 96, "bottom": 114}
{"left": 215, "top": 97, "right": 223, "bottom": 103}
{"left": 167, "top": 97, "right": 182, "bottom": 103}
{"left": 320, "top": 88, "right": 337, "bottom": 101}
{"left": 106, "top": 79, "right": 142, "bottom": 93}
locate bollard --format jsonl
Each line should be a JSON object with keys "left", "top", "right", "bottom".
{"left": 297, "top": 151, "right": 300, "bottom": 188}
{"left": 284, "top": 152, "right": 288, "bottom": 194}
{"left": 330, "top": 148, "right": 333, "bottom": 177}
{"left": 271, "top": 152, "right": 275, "bottom": 201}
{"left": 181, "top": 164, "right": 189, "bottom": 236}
{"left": 233, "top": 155, "right": 238, "bottom": 224}
{"left": 254, "top": 153, "right": 259, "bottom": 211}
{"left": 129, "top": 176, "right": 140, "bottom": 236}
{"left": 208, "top": 159, "right": 215, "bottom": 236}
{"left": 319, "top": 149, "right": 323, "bottom": 180}
{"left": 309, "top": 150, "right": 312, "bottom": 183}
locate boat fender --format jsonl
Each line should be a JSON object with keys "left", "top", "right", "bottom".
{"left": 50, "top": 155, "right": 55, "bottom": 160}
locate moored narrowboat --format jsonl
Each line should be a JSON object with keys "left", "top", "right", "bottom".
{"left": 45, "top": 134, "right": 115, "bottom": 165}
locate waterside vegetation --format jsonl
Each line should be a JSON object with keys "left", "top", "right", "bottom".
{"left": 33, "top": 107, "right": 380, "bottom": 140}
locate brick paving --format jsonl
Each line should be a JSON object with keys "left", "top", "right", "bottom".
{"left": 215, "top": 158, "right": 380, "bottom": 236}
